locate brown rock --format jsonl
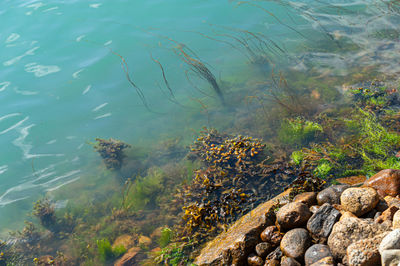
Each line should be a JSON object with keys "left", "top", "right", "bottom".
{"left": 309, "top": 256, "right": 335, "bottom": 266}
{"left": 375, "top": 205, "right": 399, "bottom": 224}
{"left": 281, "top": 256, "right": 301, "bottom": 266}
{"left": 364, "top": 169, "right": 400, "bottom": 197}
{"left": 317, "top": 185, "right": 349, "bottom": 205}
{"left": 194, "top": 189, "right": 291, "bottom": 265}
{"left": 340, "top": 187, "right": 379, "bottom": 216}
{"left": 336, "top": 175, "right": 366, "bottom": 186}
{"left": 339, "top": 211, "right": 357, "bottom": 221}
{"left": 280, "top": 228, "right": 311, "bottom": 260}
{"left": 260, "top": 226, "right": 283, "bottom": 247}
{"left": 346, "top": 232, "right": 388, "bottom": 266}
{"left": 384, "top": 196, "right": 400, "bottom": 208}
{"left": 248, "top": 254, "right": 264, "bottom": 266}
{"left": 264, "top": 259, "right": 280, "bottom": 266}
{"left": 327, "top": 217, "right": 389, "bottom": 259}
{"left": 276, "top": 202, "right": 312, "bottom": 230}
{"left": 112, "top": 235, "right": 135, "bottom": 250}
{"left": 114, "top": 247, "right": 143, "bottom": 266}
{"left": 293, "top": 192, "right": 317, "bottom": 207}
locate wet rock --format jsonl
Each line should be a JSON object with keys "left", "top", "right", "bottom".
{"left": 281, "top": 256, "right": 301, "bottom": 266}
{"left": 194, "top": 189, "right": 291, "bottom": 265}
{"left": 114, "top": 247, "right": 143, "bottom": 266}
{"left": 266, "top": 246, "right": 283, "bottom": 261}
{"left": 260, "top": 226, "right": 283, "bottom": 247}
{"left": 393, "top": 210, "right": 400, "bottom": 229}
{"left": 304, "top": 244, "right": 332, "bottom": 266}
{"left": 375, "top": 205, "right": 399, "bottom": 224}
{"left": 112, "top": 234, "right": 135, "bottom": 250}
{"left": 256, "top": 242, "right": 273, "bottom": 258}
{"left": 340, "top": 187, "right": 379, "bottom": 216}
{"left": 276, "top": 202, "right": 312, "bottom": 229}
{"left": 327, "top": 217, "right": 388, "bottom": 259}
{"left": 138, "top": 235, "right": 152, "bottom": 248}
{"left": 280, "top": 228, "right": 311, "bottom": 260}
{"left": 347, "top": 232, "right": 388, "bottom": 266}
{"left": 264, "top": 259, "right": 280, "bottom": 266}
{"left": 379, "top": 229, "right": 400, "bottom": 252}
{"left": 293, "top": 192, "right": 317, "bottom": 207}
{"left": 248, "top": 254, "right": 264, "bottom": 266}
{"left": 364, "top": 169, "right": 400, "bottom": 197}
{"left": 381, "top": 249, "right": 400, "bottom": 266}
{"left": 307, "top": 203, "right": 341, "bottom": 242}
{"left": 339, "top": 211, "right": 357, "bottom": 221}
{"left": 317, "top": 185, "right": 349, "bottom": 205}
{"left": 310, "top": 205, "right": 320, "bottom": 213}
{"left": 309, "top": 256, "right": 335, "bottom": 266}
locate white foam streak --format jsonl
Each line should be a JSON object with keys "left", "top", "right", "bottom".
{"left": 92, "top": 102, "right": 108, "bottom": 112}
{"left": 82, "top": 85, "right": 91, "bottom": 95}
{"left": 0, "top": 165, "right": 8, "bottom": 175}
{"left": 0, "top": 116, "right": 29, "bottom": 135}
{"left": 94, "top": 113, "right": 112, "bottom": 120}
{"left": 24, "top": 62, "right": 60, "bottom": 77}
{"left": 46, "top": 176, "right": 80, "bottom": 192}
{"left": 72, "top": 69, "right": 84, "bottom": 79}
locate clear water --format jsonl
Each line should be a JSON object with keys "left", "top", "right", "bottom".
{"left": 0, "top": 0, "right": 400, "bottom": 235}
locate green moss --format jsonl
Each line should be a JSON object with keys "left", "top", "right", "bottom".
{"left": 278, "top": 117, "right": 323, "bottom": 146}
{"left": 291, "top": 150, "right": 304, "bottom": 165}
{"left": 314, "top": 160, "right": 333, "bottom": 178}
{"left": 159, "top": 228, "right": 173, "bottom": 248}
{"left": 96, "top": 239, "right": 126, "bottom": 262}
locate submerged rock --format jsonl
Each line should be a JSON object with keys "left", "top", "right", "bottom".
{"left": 194, "top": 189, "right": 291, "bottom": 265}
{"left": 114, "top": 247, "right": 143, "bottom": 266}
{"left": 307, "top": 203, "right": 341, "bottom": 243}
{"left": 327, "top": 217, "right": 388, "bottom": 259}
{"left": 364, "top": 169, "right": 400, "bottom": 197}
{"left": 276, "top": 202, "right": 312, "bottom": 230}
{"left": 280, "top": 228, "right": 311, "bottom": 260}
{"left": 340, "top": 187, "right": 379, "bottom": 217}
{"left": 317, "top": 185, "right": 349, "bottom": 205}
{"left": 112, "top": 235, "right": 135, "bottom": 250}
{"left": 304, "top": 244, "right": 332, "bottom": 266}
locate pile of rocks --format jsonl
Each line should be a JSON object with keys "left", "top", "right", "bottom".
{"left": 195, "top": 169, "right": 400, "bottom": 266}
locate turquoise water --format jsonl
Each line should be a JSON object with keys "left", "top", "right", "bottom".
{"left": 0, "top": 0, "right": 400, "bottom": 235}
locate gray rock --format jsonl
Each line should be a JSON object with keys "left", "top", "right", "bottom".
{"left": 347, "top": 232, "right": 388, "bottom": 266}
{"left": 327, "top": 217, "right": 388, "bottom": 259}
{"left": 317, "top": 185, "right": 349, "bottom": 205}
{"left": 379, "top": 229, "right": 400, "bottom": 253}
{"left": 307, "top": 203, "right": 341, "bottom": 242}
{"left": 276, "top": 202, "right": 312, "bottom": 230}
{"left": 280, "top": 228, "right": 311, "bottom": 260}
{"left": 256, "top": 242, "right": 273, "bottom": 258}
{"left": 381, "top": 249, "right": 400, "bottom": 266}
{"left": 304, "top": 244, "right": 332, "bottom": 266}
{"left": 340, "top": 187, "right": 379, "bottom": 217}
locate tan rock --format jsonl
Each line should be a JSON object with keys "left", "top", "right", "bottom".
{"left": 112, "top": 235, "right": 135, "bottom": 250}
{"left": 340, "top": 187, "right": 379, "bottom": 216}
{"left": 138, "top": 235, "right": 152, "bottom": 248}
{"left": 339, "top": 211, "right": 357, "bottom": 221}
{"left": 384, "top": 196, "right": 400, "bottom": 208}
{"left": 194, "top": 189, "right": 291, "bottom": 265}
{"left": 393, "top": 210, "right": 400, "bottom": 229}
{"left": 346, "top": 232, "right": 388, "bottom": 266}
{"left": 309, "top": 256, "right": 335, "bottom": 266}
{"left": 375, "top": 205, "right": 399, "bottom": 224}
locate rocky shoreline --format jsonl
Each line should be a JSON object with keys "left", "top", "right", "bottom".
{"left": 194, "top": 169, "right": 400, "bottom": 266}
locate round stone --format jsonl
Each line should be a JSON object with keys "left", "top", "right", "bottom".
{"left": 260, "top": 226, "right": 283, "bottom": 246}
{"left": 255, "top": 242, "right": 273, "bottom": 258}
{"left": 280, "top": 228, "right": 311, "bottom": 260}
{"left": 317, "top": 185, "right": 349, "bottom": 205}
{"left": 276, "top": 202, "right": 312, "bottom": 230}
{"left": 340, "top": 187, "right": 379, "bottom": 216}
{"left": 293, "top": 192, "right": 317, "bottom": 207}
{"left": 281, "top": 256, "right": 301, "bottom": 266}
{"left": 304, "top": 244, "right": 332, "bottom": 266}
{"left": 248, "top": 254, "right": 264, "bottom": 266}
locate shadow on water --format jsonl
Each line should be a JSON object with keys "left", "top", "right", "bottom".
{"left": 2, "top": 0, "right": 400, "bottom": 265}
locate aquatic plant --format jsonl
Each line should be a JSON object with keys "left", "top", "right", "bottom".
{"left": 93, "top": 138, "right": 131, "bottom": 170}
{"left": 278, "top": 117, "right": 323, "bottom": 146}
{"left": 96, "top": 239, "right": 126, "bottom": 262}
{"left": 32, "top": 198, "right": 57, "bottom": 231}
{"left": 159, "top": 228, "right": 173, "bottom": 248}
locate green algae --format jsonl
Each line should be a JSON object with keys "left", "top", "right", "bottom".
{"left": 278, "top": 117, "right": 323, "bottom": 146}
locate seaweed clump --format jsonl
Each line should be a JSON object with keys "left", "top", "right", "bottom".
{"left": 93, "top": 138, "right": 131, "bottom": 170}
{"left": 33, "top": 198, "right": 57, "bottom": 231}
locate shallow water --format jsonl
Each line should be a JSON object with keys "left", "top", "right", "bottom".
{"left": 0, "top": 0, "right": 400, "bottom": 237}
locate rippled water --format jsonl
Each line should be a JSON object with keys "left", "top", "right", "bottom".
{"left": 1, "top": 0, "right": 400, "bottom": 235}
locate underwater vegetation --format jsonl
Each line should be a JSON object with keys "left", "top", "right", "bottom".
{"left": 93, "top": 138, "right": 131, "bottom": 170}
